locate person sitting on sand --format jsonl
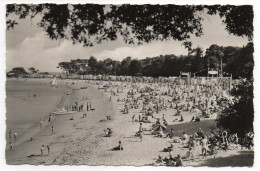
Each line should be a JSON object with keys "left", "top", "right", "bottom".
{"left": 182, "top": 132, "right": 188, "bottom": 140}
{"left": 175, "top": 154, "right": 183, "bottom": 166}
{"left": 197, "top": 128, "right": 204, "bottom": 138}
{"left": 182, "top": 147, "right": 194, "bottom": 160}
{"left": 155, "top": 155, "right": 163, "bottom": 164}
{"left": 194, "top": 115, "right": 200, "bottom": 122}
{"left": 112, "top": 141, "right": 123, "bottom": 151}
{"left": 188, "top": 135, "right": 196, "bottom": 148}
{"left": 105, "top": 128, "right": 112, "bottom": 137}
{"left": 157, "top": 129, "right": 164, "bottom": 137}
{"left": 166, "top": 128, "right": 175, "bottom": 139}
{"left": 163, "top": 143, "right": 174, "bottom": 152}
{"left": 155, "top": 118, "right": 161, "bottom": 125}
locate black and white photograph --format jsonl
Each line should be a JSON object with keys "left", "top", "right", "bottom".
{"left": 1, "top": 0, "right": 258, "bottom": 168}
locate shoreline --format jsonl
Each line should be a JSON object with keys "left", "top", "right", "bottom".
{"left": 5, "top": 79, "right": 72, "bottom": 146}
{"left": 6, "top": 79, "right": 116, "bottom": 165}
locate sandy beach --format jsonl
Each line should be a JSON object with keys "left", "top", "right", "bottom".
{"left": 5, "top": 79, "right": 254, "bottom": 166}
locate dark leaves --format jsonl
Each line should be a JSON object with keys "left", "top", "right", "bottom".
{"left": 216, "top": 78, "right": 254, "bottom": 138}
{"left": 6, "top": 4, "right": 253, "bottom": 48}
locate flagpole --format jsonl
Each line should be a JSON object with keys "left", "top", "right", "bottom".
{"left": 221, "top": 57, "right": 223, "bottom": 78}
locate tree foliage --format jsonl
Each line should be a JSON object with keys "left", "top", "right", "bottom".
{"left": 57, "top": 43, "right": 253, "bottom": 78}
{"left": 216, "top": 78, "right": 253, "bottom": 138}
{"left": 6, "top": 4, "right": 253, "bottom": 50}
{"left": 206, "top": 5, "right": 253, "bottom": 40}
{"left": 28, "top": 67, "right": 39, "bottom": 74}
{"left": 7, "top": 67, "right": 28, "bottom": 77}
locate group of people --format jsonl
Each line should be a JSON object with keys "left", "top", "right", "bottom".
{"left": 9, "top": 78, "right": 246, "bottom": 165}
{"left": 99, "top": 79, "right": 249, "bottom": 166}
{"left": 8, "top": 129, "right": 18, "bottom": 150}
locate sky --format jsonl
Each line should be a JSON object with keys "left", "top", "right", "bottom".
{"left": 6, "top": 7, "right": 250, "bottom": 73}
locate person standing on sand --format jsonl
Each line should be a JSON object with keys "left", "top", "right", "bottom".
{"left": 41, "top": 145, "right": 44, "bottom": 156}
{"left": 201, "top": 136, "right": 208, "bottom": 158}
{"left": 139, "top": 131, "right": 143, "bottom": 142}
{"left": 51, "top": 125, "right": 54, "bottom": 135}
{"left": 14, "top": 132, "right": 17, "bottom": 141}
{"left": 40, "top": 118, "right": 43, "bottom": 130}
{"left": 48, "top": 115, "right": 51, "bottom": 125}
{"left": 132, "top": 114, "right": 135, "bottom": 122}
{"left": 47, "top": 145, "right": 50, "bottom": 155}
{"left": 139, "top": 123, "right": 143, "bottom": 133}
{"left": 9, "top": 130, "right": 12, "bottom": 140}
{"left": 9, "top": 141, "right": 13, "bottom": 150}
{"left": 118, "top": 141, "right": 123, "bottom": 150}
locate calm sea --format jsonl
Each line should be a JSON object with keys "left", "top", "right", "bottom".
{"left": 6, "top": 79, "right": 69, "bottom": 142}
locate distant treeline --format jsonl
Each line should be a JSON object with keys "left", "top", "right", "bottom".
{"left": 58, "top": 43, "right": 253, "bottom": 79}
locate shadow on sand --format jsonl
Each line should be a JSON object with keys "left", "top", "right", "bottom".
{"left": 165, "top": 120, "right": 215, "bottom": 137}
{"left": 27, "top": 154, "right": 42, "bottom": 158}
{"left": 198, "top": 150, "right": 254, "bottom": 167}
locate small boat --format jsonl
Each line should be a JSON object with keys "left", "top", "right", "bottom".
{"left": 80, "top": 87, "right": 88, "bottom": 89}
{"left": 52, "top": 111, "right": 75, "bottom": 115}
{"left": 51, "top": 107, "right": 74, "bottom": 115}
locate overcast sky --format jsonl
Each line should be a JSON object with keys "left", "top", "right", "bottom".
{"left": 6, "top": 9, "right": 249, "bottom": 72}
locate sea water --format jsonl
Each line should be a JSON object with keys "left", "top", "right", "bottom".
{"left": 6, "top": 79, "right": 69, "bottom": 145}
